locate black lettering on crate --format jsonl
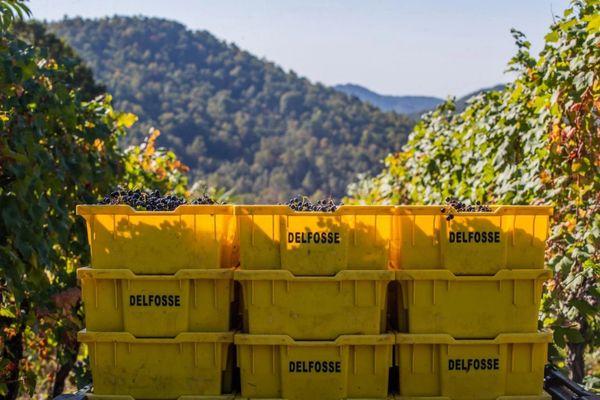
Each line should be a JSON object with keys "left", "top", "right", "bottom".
{"left": 447, "top": 358, "right": 500, "bottom": 372}
{"left": 287, "top": 231, "right": 341, "bottom": 244}
{"left": 129, "top": 294, "right": 181, "bottom": 307}
{"left": 448, "top": 231, "right": 501, "bottom": 244}
{"left": 288, "top": 360, "right": 342, "bottom": 373}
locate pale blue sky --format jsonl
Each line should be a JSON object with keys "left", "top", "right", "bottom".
{"left": 28, "top": 0, "right": 570, "bottom": 98}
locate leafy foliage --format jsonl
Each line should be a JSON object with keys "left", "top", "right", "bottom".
{"left": 0, "top": 22, "right": 188, "bottom": 399}
{"left": 0, "top": 0, "right": 29, "bottom": 31}
{"left": 121, "top": 127, "right": 189, "bottom": 196}
{"left": 13, "top": 20, "right": 106, "bottom": 101}
{"left": 349, "top": 0, "right": 599, "bottom": 386}
{"left": 48, "top": 16, "right": 414, "bottom": 202}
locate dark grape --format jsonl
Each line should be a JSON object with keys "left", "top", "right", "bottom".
{"left": 98, "top": 188, "right": 222, "bottom": 211}
{"left": 441, "top": 197, "right": 492, "bottom": 220}
{"left": 281, "top": 195, "right": 342, "bottom": 212}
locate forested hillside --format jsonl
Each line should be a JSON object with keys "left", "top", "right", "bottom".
{"left": 350, "top": 1, "right": 599, "bottom": 386}
{"left": 48, "top": 17, "right": 413, "bottom": 202}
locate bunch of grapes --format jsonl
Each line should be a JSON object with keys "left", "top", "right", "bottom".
{"left": 191, "top": 193, "right": 220, "bottom": 205}
{"left": 99, "top": 188, "right": 221, "bottom": 211}
{"left": 283, "top": 195, "right": 342, "bottom": 212}
{"left": 440, "top": 197, "right": 492, "bottom": 221}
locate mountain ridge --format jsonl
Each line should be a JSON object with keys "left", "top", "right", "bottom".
{"left": 334, "top": 83, "right": 444, "bottom": 115}
{"left": 335, "top": 83, "right": 506, "bottom": 116}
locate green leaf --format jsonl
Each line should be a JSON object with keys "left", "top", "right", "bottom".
{"left": 583, "top": 14, "right": 600, "bottom": 33}
{"left": 553, "top": 328, "right": 566, "bottom": 348}
{"left": 0, "top": 307, "right": 15, "bottom": 318}
{"left": 545, "top": 31, "right": 559, "bottom": 43}
{"left": 565, "top": 329, "right": 585, "bottom": 344}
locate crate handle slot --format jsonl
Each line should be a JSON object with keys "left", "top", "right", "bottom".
{"left": 432, "top": 215, "right": 438, "bottom": 246}
{"left": 214, "top": 279, "right": 219, "bottom": 308}
{"left": 193, "top": 280, "right": 197, "bottom": 308}
{"left": 353, "top": 347, "right": 358, "bottom": 375}
{"left": 213, "top": 214, "right": 217, "bottom": 241}
{"left": 114, "top": 280, "right": 118, "bottom": 310}
{"left": 353, "top": 214, "right": 358, "bottom": 246}
{"left": 94, "top": 279, "right": 98, "bottom": 309}
{"left": 532, "top": 215, "right": 537, "bottom": 245}
{"left": 113, "top": 342, "right": 117, "bottom": 367}
{"left": 271, "top": 280, "right": 275, "bottom": 305}
{"left": 251, "top": 214, "right": 255, "bottom": 246}
{"left": 411, "top": 215, "right": 416, "bottom": 247}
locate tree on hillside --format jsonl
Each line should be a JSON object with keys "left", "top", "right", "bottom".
{"left": 350, "top": 0, "right": 599, "bottom": 386}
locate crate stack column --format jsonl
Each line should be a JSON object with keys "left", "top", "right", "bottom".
{"left": 234, "top": 205, "right": 396, "bottom": 400}
{"left": 76, "top": 204, "right": 238, "bottom": 400}
{"left": 393, "top": 205, "right": 553, "bottom": 400}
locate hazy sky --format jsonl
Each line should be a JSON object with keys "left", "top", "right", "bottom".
{"left": 28, "top": 0, "right": 570, "bottom": 98}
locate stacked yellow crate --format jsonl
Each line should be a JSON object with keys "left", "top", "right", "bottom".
{"left": 234, "top": 206, "right": 396, "bottom": 399}
{"left": 392, "top": 205, "right": 553, "bottom": 400}
{"left": 76, "top": 205, "right": 238, "bottom": 400}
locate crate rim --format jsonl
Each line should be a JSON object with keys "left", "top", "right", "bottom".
{"left": 394, "top": 332, "right": 552, "bottom": 345}
{"left": 396, "top": 269, "right": 552, "bottom": 281}
{"left": 234, "top": 269, "right": 394, "bottom": 281}
{"left": 77, "top": 267, "right": 235, "bottom": 280}
{"left": 76, "top": 204, "right": 235, "bottom": 217}
{"left": 78, "top": 330, "right": 235, "bottom": 343}
{"left": 235, "top": 333, "right": 395, "bottom": 346}
{"left": 394, "top": 205, "right": 553, "bottom": 216}
{"left": 234, "top": 204, "right": 395, "bottom": 216}
{"left": 85, "top": 395, "right": 235, "bottom": 400}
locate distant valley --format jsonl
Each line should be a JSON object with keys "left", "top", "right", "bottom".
{"left": 334, "top": 83, "right": 505, "bottom": 116}
{"left": 334, "top": 83, "right": 443, "bottom": 115}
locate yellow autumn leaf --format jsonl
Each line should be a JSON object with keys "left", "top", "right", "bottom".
{"left": 584, "top": 14, "right": 600, "bottom": 33}
{"left": 93, "top": 138, "right": 105, "bottom": 151}
{"left": 117, "top": 112, "right": 138, "bottom": 128}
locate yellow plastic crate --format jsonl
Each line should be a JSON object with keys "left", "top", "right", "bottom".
{"left": 78, "top": 268, "right": 234, "bottom": 337}
{"left": 393, "top": 206, "right": 552, "bottom": 275}
{"left": 397, "top": 269, "right": 551, "bottom": 338}
{"left": 77, "top": 205, "right": 238, "bottom": 273}
{"left": 236, "top": 334, "right": 393, "bottom": 400}
{"left": 236, "top": 205, "right": 394, "bottom": 275}
{"left": 79, "top": 331, "right": 234, "bottom": 399}
{"left": 395, "top": 332, "right": 551, "bottom": 400}
{"left": 86, "top": 395, "right": 234, "bottom": 400}
{"left": 235, "top": 269, "right": 392, "bottom": 339}
{"left": 394, "top": 394, "right": 551, "bottom": 400}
